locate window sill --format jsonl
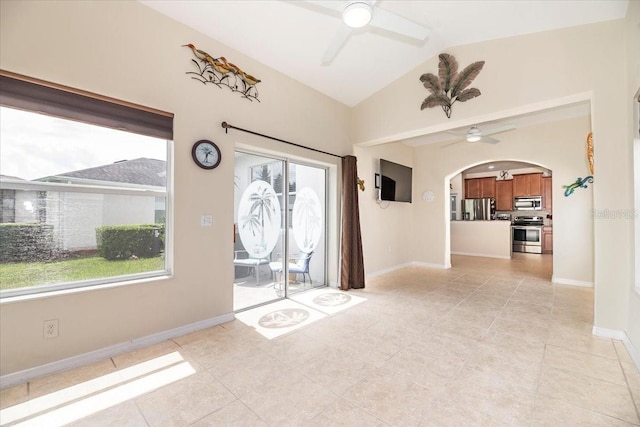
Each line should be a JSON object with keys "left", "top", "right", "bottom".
{"left": 0, "top": 272, "right": 173, "bottom": 305}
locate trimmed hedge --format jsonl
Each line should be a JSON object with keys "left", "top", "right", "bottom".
{"left": 0, "top": 223, "right": 56, "bottom": 262}
{"left": 96, "top": 224, "right": 163, "bottom": 261}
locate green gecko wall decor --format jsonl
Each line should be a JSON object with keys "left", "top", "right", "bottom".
{"left": 562, "top": 176, "right": 593, "bottom": 197}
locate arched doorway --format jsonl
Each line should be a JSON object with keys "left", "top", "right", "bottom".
{"left": 446, "top": 160, "right": 554, "bottom": 280}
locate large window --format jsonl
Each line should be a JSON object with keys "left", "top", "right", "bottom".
{"left": 0, "top": 73, "right": 173, "bottom": 297}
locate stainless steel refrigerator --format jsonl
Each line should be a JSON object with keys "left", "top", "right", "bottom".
{"left": 461, "top": 198, "right": 496, "bottom": 220}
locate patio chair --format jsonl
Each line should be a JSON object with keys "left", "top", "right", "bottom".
{"left": 233, "top": 250, "right": 271, "bottom": 285}
{"left": 269, "top": 251, "right": 313, "bottom": 285}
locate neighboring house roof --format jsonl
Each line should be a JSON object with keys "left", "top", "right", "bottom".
{"left": 38, "top": 158, "right": 166, "bottom": 187}
{"left": 0, "top": 175, "right": 26, "bottom": 181}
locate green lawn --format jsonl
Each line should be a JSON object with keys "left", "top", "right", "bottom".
{"left": 0, "top": 256, "right": 165, "bottom": 290}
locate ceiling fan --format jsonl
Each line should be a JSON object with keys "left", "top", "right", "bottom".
{"left": 305, "top": 1, "right": 430, "bottom": 64}
{"left": 443, "top": 124, "right": 516, "bottom": 147}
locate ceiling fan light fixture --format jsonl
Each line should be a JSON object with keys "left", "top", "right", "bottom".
{"left": 343, "top": 2, "right": 372, "bottom": 28}
{"left": 466, "top": 126, "right": 482, "bottom": 142}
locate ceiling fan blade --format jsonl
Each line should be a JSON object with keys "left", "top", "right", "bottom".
{"left": 480, "top": 136, "right": 500, "bottom": 144}
{"left": 483, "top": 124, "right": 516, "bottom": 137}
{"left": 322, "top": 25, "right": 352, "bottom": 64}
{"left": 369, "top": 7, "right": 430, "bottom": 40}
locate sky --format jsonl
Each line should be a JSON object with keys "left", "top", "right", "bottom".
{"left": 0, "top": 106, "right": 167, "bottom": 181}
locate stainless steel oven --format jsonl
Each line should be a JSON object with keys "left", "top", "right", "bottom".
{"left": 512, "top": 216, "right": 543, "bottom": 254}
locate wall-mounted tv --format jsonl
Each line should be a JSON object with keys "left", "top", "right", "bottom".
{"left": 379, "top": 159, "right": 412, "bottom": 203}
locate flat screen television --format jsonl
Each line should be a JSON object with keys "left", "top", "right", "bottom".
{"left": 379, "top": 159, "right": 412, "bottom": 203}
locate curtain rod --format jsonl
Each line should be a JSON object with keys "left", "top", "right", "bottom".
{"left": 221, "top": 121, "right": 344, "bottom": 159}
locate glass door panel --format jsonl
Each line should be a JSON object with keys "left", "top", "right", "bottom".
{"left": 286, "top": 162, "right": 326, "bottom": 296}
{"left": 233, "top": 152, "right": 286, "bottom": 311}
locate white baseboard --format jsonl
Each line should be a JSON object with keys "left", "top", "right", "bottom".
{"left": 410, "top": 261, "right": 450, "bottom": 269}
{"left": 592, "top": 326, "right": 626, "bottom": 340}
{"left": 366, "top": 262, "right": 414, "bottom": 279}
{"left": 552, "top": 276, "right": 594, "bottom": 287}
{"left": 366, "top": 261, "right": 449, "bottom": 279}
{"left": 451, "top": 251, "right": 511, "bottom": 260}
{"left": 623, "top": 333, "right": 640, "bottom": 371}
{"left": 592, "top": 327, "right": 640, "bottom": 372}
{"left": 0, "top": 312, "right": 235, "bottom": 389}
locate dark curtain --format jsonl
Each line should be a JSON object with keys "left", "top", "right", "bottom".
{"left": 340, "top": 155, "right": 365, "bottom": 290}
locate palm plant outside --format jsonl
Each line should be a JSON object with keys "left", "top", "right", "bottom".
{"left": 294, "top": 191, "right": 321, "bottom": 251}
{"left": 252, "top": 164, "right": 271, "bottom": 183}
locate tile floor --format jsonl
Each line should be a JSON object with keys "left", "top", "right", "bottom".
{"left": 233, "top": 267, "right": 317, "bottom": 311}
{"left": 2, "top": 254, "right": 640, "bottom": 426}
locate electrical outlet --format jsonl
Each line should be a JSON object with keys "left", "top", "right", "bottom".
{"left": 43, "top": 319, "right": 59, "bottom": 339}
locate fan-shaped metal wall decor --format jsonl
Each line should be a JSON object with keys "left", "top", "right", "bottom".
{"left": 586, "top": 132, "right": 594, "bottom": 175}
{"left": 420, "top": 53, "right": 484, "bottom": 118}
{"left": 183, "top": 43, "right": 261, "bottom": 102}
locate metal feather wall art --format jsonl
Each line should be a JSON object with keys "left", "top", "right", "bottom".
{"left": 183, "top": 43, "right": 261, "bottom": 102}
{"left": 420, "top": 53, "right": 484, "bottom": 118}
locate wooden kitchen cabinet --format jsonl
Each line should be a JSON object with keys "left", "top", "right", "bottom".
{"left": 512, "top": 175, "right": 526, "bottom": 196}
{"left": 495, "top": 180, "right": 513, "bottom": 211}
{"left": 464, "top": 178, "right": 481, "bottom": 199}
{"left": 481, "top": 177, "right": 496, "bottom": 198}
{"left": 542, "top": 176, "right": 552, "bottom": 210}
{"left": 542, "top": 225, "right": 553, "bottom": 254}
{"left": 512, "top": 173, "right": 543, "bottom": 197}
{"left": 464, "top": 177, "right": 496, "bottom": 199}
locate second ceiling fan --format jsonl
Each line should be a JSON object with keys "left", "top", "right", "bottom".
{"left": 444, "top": 124, "right": 516, "bottom": 147}
{"left": 305, "top": 1, "right": 430, "bottom": 64}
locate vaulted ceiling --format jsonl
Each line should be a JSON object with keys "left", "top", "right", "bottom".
{"left": 140, "top": 0, "right": 628, "bottom": 107}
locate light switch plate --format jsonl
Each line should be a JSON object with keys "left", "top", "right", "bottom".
{"left": 200, "top": 215, "right": 213, "bottom": 227}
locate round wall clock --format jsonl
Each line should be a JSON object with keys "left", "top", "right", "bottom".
{"left": 192, "top": 140, "right": 221, "bottom": 170}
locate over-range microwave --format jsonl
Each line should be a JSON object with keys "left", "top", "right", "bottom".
{"left": 514, "top": 196, "right": 542, "bottom": 211}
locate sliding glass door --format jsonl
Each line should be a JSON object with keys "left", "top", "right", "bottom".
{"left": 233, "top": 152, "right": 327, "bottom": 311}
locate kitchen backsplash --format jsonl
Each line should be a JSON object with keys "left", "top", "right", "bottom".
{"left": 496, "top": 209, "right": 552, "bottom": 225}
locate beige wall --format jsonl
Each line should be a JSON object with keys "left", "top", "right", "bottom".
{"left": 0, "top": 1, "right": 351, "bottom": 375}
{"left": 353, "top": 20, "right": 630, "bottom": 332}
{"left": 626, "top": 0, "right": 640, "bottom": 360}
{"left": 354, "top": 142, "right": 415, "bottom": 274}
